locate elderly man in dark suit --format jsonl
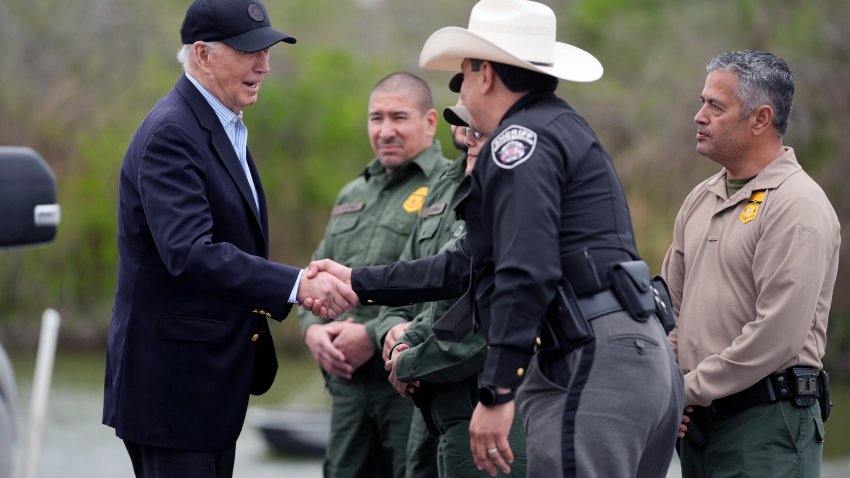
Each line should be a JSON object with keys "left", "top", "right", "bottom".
{"left": 101, "top": 1, "right": 357, "bottom": 476}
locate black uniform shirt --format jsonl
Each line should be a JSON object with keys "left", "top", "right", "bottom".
{"left": 353, "top": 91, "right": 638, "bottom": 390}
{"left": 466, "top": 91, "right": 638, "bottom": 389}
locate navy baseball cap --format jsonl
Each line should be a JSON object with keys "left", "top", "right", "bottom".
{"left": 180, "top": 0, "right": 296, "bottom": 52}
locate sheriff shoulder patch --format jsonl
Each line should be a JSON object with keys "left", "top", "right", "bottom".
{"left": 491, "top": 125, "right": 537, "bottom": 169}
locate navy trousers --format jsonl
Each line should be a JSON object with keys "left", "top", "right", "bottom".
{"left": 123, "top": 440, "right": 236, "bottom": 478}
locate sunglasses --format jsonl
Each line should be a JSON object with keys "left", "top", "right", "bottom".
{"left": 464, "top": 127, "right": 484, "bottom": 141}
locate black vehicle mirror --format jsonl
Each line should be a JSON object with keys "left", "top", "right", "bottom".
{"left": 0, "top": 147, "right": 60, "bottom": 248}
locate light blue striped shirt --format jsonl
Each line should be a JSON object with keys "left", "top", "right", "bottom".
{"left": 186, "top": 73, "right": 259, "bottom": 211}
{"left": 185, "top": 73, "right": 302, "bottom": 304}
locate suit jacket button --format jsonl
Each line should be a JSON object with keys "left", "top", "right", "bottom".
{"left": 517, "top": 368, "right": 525, "bottom": 377}
{"left": 252, "top": 333, "right": 259, "bottom": 342}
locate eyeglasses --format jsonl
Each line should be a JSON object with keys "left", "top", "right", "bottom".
{"left": 464, "top": 127, "right": 484, "bottom": 141}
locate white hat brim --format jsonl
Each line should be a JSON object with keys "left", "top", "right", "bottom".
{"left": 419, "top": 26, "right": 603, "bottom": 83}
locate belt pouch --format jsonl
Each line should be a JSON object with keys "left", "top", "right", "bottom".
{"left": 610, "top": 261, "right": 655, "bottom": 321}
{"left": 540, "top": 281, "right": 594, "bottom": 360}
{"left": 791, "top": 367, "right": 819, "bottom": 408}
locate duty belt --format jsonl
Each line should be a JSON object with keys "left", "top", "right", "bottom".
{"left": 698, "top": 367, "right": 821, "bottom": 420}
{"left": 576, "top": 289, "right": 624, "bottom": 321}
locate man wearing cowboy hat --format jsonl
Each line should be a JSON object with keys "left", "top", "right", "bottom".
{"left": 303, "top": 0, "right": 684, "bottom": 476}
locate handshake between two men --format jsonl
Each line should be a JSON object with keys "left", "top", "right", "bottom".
{"left": 296, "top": 259, "right": 356, "bottom": 319}
{"left": 298, "top": 260, "right": 421, "bottom": 398}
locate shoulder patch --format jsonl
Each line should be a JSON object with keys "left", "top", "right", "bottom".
{"left": 403, "top": 186, "right": 429, "bottom": 213}
{"left": 491, "top": 125, "right": 537, "bottom": 169}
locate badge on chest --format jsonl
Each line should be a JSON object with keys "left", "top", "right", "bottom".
{"left": 739, "top": 190, "right": 766, "bottom": 224}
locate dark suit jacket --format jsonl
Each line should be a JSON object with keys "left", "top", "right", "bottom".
{"left": 103, "top": 75, "right": 299, "bottom": 451}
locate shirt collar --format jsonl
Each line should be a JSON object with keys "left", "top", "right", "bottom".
{"left": 185, "top": 73, "right": 243, "bottom": 128}
{"left": 707, "top": 147, "right": 801, "bottom": 202}
{"left": 362, "top": 141, "right": 445, "bottom": 181}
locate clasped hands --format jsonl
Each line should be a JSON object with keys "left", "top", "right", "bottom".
{"left": 297, "top": 259, "right": 356, "bottom": 319}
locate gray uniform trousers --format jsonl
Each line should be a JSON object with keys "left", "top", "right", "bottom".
{"left": 516, "top": 311, "right": 684, "bottom": 478}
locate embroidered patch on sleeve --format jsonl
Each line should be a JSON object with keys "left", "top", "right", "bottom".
{"left": 739, "top": 190, "right": 766, "bottom": 224}
{"left": 491, "top": 125, "right": 537, "bottom": 169}
{"left": 403, "top": 186, "right": 429, "bottom": 213}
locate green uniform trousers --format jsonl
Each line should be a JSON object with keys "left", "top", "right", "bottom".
{"left": 406, "top": 409, "right": 439, "bottom": 478}
{"left": 426, "top": 379, "right": 527, "bottom": 478}
{"left": 323, "top": 357, "right": 414, "bottom": 478}
{"left": 679, "top": 400, "right": 825, "bottom": 478}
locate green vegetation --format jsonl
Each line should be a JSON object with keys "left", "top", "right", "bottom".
{"left": 1, "top": 1, "right": 848, "bottom": 381}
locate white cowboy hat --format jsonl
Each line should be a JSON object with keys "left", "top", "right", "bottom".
{"left": 419, "top": 0, "right": 603, "bottom": 82}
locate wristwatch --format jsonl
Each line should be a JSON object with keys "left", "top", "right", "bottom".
{"left": 478, "top": 385, "right": 515, "bottom": 407}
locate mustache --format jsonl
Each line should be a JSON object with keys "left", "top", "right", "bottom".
{"left": 377, "top": 139, "right": 402, "bottom": 147}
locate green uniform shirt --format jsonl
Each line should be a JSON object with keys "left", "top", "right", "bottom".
{"left": 373, "top": 156, "right": 486, "bottom": 383}
{"left": 297, "top": 142, "right": 450, "bottom": 347}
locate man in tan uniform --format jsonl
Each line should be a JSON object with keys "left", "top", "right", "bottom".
{"left": 662, "top": 50, "right": 841, "bottom": 477}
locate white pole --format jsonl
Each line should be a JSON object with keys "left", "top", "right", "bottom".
{"left": 21, "top": 309, "right": 61, "bottom": 478}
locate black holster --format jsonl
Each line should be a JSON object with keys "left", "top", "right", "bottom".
{"left": 410, "top": 382, "right": 441, "bottom": 437}
{"left": 819, "top": 369, "right": 832, "bottom": 422}
{"left": 539, "top": 280, "right": 594, "bottom": 360}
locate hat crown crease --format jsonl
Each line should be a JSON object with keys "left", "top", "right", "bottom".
{"left": 467, "top": 0, "right": 555, "bottom": 65}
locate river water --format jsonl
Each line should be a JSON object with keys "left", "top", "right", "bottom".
{"left": 7, "top": 351, "right": 850, "bottom": 477}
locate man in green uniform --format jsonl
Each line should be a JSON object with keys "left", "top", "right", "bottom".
{"left": 297, "top": 71, "right": 451, "bottom": 478}
{"left": 379, "top": 77, "right": 527, "bottom": 477}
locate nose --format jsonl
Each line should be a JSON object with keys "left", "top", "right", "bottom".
{"left": 378, "top": 119, "right": 396, "bottom": 140}
{"left": 255, "top": 50, "right": 270, "bottom": 74}
{"left": 694, "top": 104, "right": 708, "bottom": 125}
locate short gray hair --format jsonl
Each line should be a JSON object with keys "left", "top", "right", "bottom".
{"left": 707, "top": 50, "right": 794, "bottom": 136}
{"left": 176, "top": 42, "right": 220, "bottom": 72}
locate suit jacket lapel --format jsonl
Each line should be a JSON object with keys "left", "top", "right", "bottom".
{"left": 176, "top": 76, "right": 265, "bottom": 236}
{"left": 246, "top": 148, "right": 270, "bottom": 256}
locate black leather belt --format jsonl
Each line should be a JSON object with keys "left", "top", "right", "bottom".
{"left": 577, "top": 289, "right": 625, "bottom": 321}
{"left": 698, "top": 367, "right": 820, "bottom": 420}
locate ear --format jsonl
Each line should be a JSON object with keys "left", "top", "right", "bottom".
{"left": 750, "top": 104, "right": 774, "bottom": 136}
{"left": 193, "top": 41, "right": 213, "bottom": 72}
{"left": 424, "top": 108, "right": 439, "bottom": 138}
{"left": 479, "top": 61, "right": 496, "bottom": 95}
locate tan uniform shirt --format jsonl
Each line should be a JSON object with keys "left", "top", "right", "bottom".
{"left": 662, "top": 147, "right": 841, "bottom": 406}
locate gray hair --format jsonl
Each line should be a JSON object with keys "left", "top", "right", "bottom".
{"left": 176, "top": 42, "right": 220, "bottom": 73}
{"left": 707, "top": 50, "right": 794, "bottom": 136}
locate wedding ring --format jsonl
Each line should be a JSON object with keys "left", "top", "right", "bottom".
{"left": 487, "top": 448, "right": 499, "bottom": 454}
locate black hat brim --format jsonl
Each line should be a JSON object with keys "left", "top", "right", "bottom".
{"left": 442, "top": 106, "right": 469, "bottom": 127}
{"left": 223, "top": 26, "right": 296, "bottom": 52}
